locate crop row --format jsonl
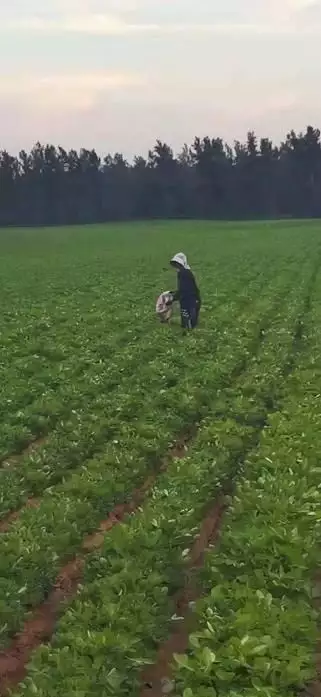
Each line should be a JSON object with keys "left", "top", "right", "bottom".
{"left": 8, "top": 259, "right": 317, "bottom": 695}
{"left": 2, "top": 223, "right": 315, "bottom": 445}
{"left": 0, "top": 258, "right": 299, "bottom": 521}
{"left": 0, "top": 251, "right": 267, "bottom": 440}
{"left": 0, "top": 264, "right": 306, "bottom": 650}
{"left": 173, "top": 272, "right": 321, "bottom": 696}
{"left": 0, "top": 256, "right": 276, "bottom": 462}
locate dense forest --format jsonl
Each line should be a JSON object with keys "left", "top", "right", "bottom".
{"left": 1, "top": 126, "right": 321, "bottom": 226}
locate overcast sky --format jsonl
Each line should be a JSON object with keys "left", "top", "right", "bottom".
{"left": 1, "top": 0, "right": 321, "bottom": 158}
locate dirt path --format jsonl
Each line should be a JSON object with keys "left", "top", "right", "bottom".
{"left": 141, "top": 498, "right": 226, "bottom": 697}
{"left": 304, "top": 648, "right": 321, "bottom": 696}
{"left": 0, "top": 432, "right": 192, "bottom": 534}
{"left": 0, "top": 434, "right": 193, "bottom": 695}
{"left": 0, "top": 498, "right": 40, "bottom": 533}
{"left": 1, "top": 436, "right": 47, "bottom": 469}
{"left": 304, "top": 574, "right": 321, "bottom": 697}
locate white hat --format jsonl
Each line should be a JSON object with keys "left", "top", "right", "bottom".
{"left": 170, "top": 253, "right": 190, "bottom": 269}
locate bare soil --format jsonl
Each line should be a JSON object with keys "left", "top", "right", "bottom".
{"left": 1, "top": 437, "right": 47, "bottom": 469}
{"left": 0, "top": 498, "right": 40, "bottom": 533}
{"left": 0, "top": 431, "right": 195, "bottom": 695}
{"left": 141, "top": 497, "right": 226, "bottom": 697}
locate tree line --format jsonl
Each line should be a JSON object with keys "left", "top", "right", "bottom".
{"left": 1, "top": 126, "right": 321, "bottom": 226}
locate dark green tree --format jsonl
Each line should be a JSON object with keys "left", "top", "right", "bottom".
{"left": 1, "top": 125, "right": 321, "bottom": 225}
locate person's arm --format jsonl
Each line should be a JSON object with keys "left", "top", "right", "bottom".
{"left": 182, "top": 270, "right": 201, "bottom": 305}
{"left": 170, "top": 271, "right": 182, "bottom": 302}
{"left": 164, "top": 291, "right": 175, "bottom": 306}
{"left": 187, "top": 270, "right": 201, "bottom": 304}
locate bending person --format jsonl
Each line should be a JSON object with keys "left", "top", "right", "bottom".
{"left": 170, "top": 253, "right": 201, "bottom": 330}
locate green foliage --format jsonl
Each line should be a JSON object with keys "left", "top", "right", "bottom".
{"left": 173, "top": 266, "right": 321, "bottom": 697}
{"left": 1, "top": 127, "right": 321, "bottom": 224}
{"left": 0, "top": 221, "right": 321, "bottom": 695}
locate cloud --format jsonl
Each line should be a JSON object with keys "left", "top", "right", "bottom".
{"left": 0, "top": 72, "right": 144, "bottom": 111}
{"left": 3, "top": 12, "right": 321, "bottom": 35}
{"left": 1, "top": 12, "right": 158, "bottom": 34}
{"left": 1, "top": 0, "right": 321, "bottom": 158}
{"left": 2, "top": 0, "right": 321, "bottom": 36}
{"left": 295, "top": 0, "right": 321, "bottom": 25}
{"left": 261, "top": 0, "right": 319, "bottom": 24}
{"left": 61, "top": 13, "right": 159, "bottom": 34}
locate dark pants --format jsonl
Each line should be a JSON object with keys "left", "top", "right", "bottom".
{"left": 181, "top": 302, "right": 200, "bottom": 329}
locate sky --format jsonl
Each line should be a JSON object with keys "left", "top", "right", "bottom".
{"left": 1, "top": 0, "right": 321, "bottom": 159}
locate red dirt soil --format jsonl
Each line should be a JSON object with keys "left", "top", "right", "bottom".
{"left": 0, "top": 433, "right": 192, "bottom": 536}
{"left": 1, "top": 437, "right": 47, "bottom": 469}
{"left": 305, "top": 682, "right": 321, "bottom": 697}
{"left": 304, "top": 651, "right": 321, "bottom": 696}
{"left": 0, "top": 498, "right": 40, "bottom": 533}
{"left": 304, "top": 574, "right": 321, "bottom": 697}
{"left": 0, "top": 432, "right": 193, "bottom": 695}
{"left": 141, "top": 497, "right": 226, "bottom": 697}
{"left": 0, "top": 499, "right": 143, "bottom": 694}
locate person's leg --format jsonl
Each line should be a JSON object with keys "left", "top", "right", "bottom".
{"left": 190, "top": 303, "right": 199, "bottom": 329}
{"left": 181, "top": 307, "right": 191, "bottom": 329}
{"left": 195, "top": 301, "right": 201, "bottom": 327}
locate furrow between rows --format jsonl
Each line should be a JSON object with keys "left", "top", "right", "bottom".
{"left": 1, "top": 257, "right": 317, "bottom": 696}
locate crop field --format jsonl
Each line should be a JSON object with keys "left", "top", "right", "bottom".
{"left": 1, "top": 219, "right": 321, "bottom": 697}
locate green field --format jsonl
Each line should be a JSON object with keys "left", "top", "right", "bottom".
{"left": 1, "top": 220, "right": 321, "bottom": 696}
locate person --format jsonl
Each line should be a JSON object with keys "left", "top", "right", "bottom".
{"left": 170, "top": 253, "right": 201, "bottom": 329}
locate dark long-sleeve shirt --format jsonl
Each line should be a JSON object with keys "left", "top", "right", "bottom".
{"left": 172, "top": 268, "right": 201, "bottom": 309}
